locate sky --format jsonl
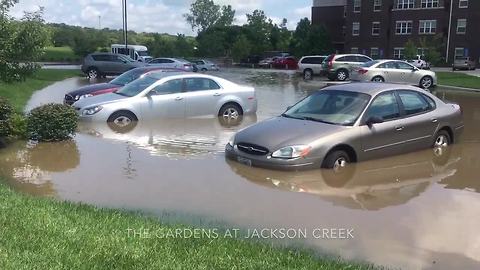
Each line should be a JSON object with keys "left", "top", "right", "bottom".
{"left": 9, "top": 0, "right": 312, "bottom": 36}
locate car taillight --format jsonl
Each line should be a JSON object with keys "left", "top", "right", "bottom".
{"left": 460, "top": 106, "right": 463, "bottom": 115}
{"left": 358, "top": 69, "right": 368, "bottom": 75}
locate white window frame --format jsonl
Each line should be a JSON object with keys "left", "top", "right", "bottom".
{"left": 354, "top": 0, "right": 361, "bottom": 12}
{"left": 454, "top": 47, "right": 465, "bottom": 59}
{"left": 456, "top": 19, "right": 467, "bottom": 34}
{"left": 374, "top": 0, "right": 382, "bottom": 11}
{"left": 420, "top": 0, "right": 439, "bottom": 8}
{"left": 371, "top": 47, "right": 379, "bottom": 59}
{"left": 352, "top": 22, "right": 360, "bottom": 36}
{"left": 397, "top": 0, "right": 415, "bottom": 9}
{"left": 395, "top": 21, "right": 413, "bottom": 35}
{"left": 419, "top": 20, "right": 436, "bottom": 34}
{"left": 394, "top": 48, "right": 405, "bottom": 59}
{"left": 351, "top": 47, "right": 359, "bottom": 54}
{"left": 372, "top": 22, "right": 380, "bottom": 36}
{"left": 459, "top": 0, "right": 468, "bottom": 8}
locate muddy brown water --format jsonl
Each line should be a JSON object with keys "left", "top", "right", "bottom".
{"left": 2, "top": 69, "right": 480, "bottom": 269}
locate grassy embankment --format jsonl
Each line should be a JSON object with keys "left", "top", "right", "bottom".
{"left": 0, "top": 69, "right": 381, "bottom": 269}
{"left": 437, "top": 71, "right": 480, "bottom": 90}
{"left": 40, "top": 46, "right": 80, "bottom": 63}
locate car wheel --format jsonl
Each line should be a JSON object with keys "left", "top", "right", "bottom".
{"left": 372, "top": 76, "right": 385, "bottom": 83}
{"left": 303, "top": 69, "right": 313, "bottom": 80}
{"left": 219, "top": 103, "right": 242, "bottom": 122}
{"left": 322, "top": 150, "right": 350, "bottom": 171}
{"left": 107, "top": 111, "right": 138, "bottom": 133}
{"left": 201, "top": 68, "right": 207, "bottom": 72}
{"left": 433, "top": 130, "right": 451, "bottom": 149}
{"left": 87, "top": 68, "right": 99, "bottom": 79}
{"left": 420, "top": 76, "right": 433, "bottom": 89}
{"left": 336, "top": 69, "right": 349, "bottom": 81}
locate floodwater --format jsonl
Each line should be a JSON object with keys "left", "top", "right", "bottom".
{"left": 2, "top": 68, "right": 480, "bottom": 270}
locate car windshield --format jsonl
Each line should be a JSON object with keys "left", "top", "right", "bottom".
{"left": 362, "top": 60, "right": 380, "bottom": 67}
{"left": 115, "top": 76, "right": 158, "bottom": 97}
{"left": 110, "top": 69, "right": 146, "bottom": 86}
{"left": 282, "top": 90, "right": 371, "bottom": 126}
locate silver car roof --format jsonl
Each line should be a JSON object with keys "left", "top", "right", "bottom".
{"left": 322, "top": 82, "right": 422, "bottom": 96}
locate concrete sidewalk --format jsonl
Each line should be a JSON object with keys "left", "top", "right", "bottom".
{"left": 431, "top": 67, "right": 480, "bottom": 77}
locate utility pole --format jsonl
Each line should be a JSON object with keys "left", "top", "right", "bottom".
{"left": 123, "top": 0, "right": 128, "bottom": 52}
{"left": 446, "top": 0, "right": 453, "bottom": 63}
{"left": 98, "top": 15, "right": 101, "bottom": 29}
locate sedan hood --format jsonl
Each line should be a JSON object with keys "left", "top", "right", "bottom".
{"left": 68, "top": 83, "right": 120, "bottom": 97}
{"left": 234, "top": 116, "right": 346, "bottom": 151}
{"left": 73, "top": 93, "right": 128, "bottom": 109}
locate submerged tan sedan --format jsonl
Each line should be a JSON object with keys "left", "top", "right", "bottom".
{"left": 350, "top": 60, "right": 437, "bottom": 89}
{"left": 226, "top": 83, "right": 464, "bottom": 171}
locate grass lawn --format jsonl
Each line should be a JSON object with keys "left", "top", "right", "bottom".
{"left": 0, "top": 184, "right": 379, "bottom": 270}
{"left": 0, "top": 70, "right": 381, "bottom": 269}
{"left": 0, "top": 69, "right": 81, "bottom": 112}
{"left": 41, "top": 46, "right": 80, "bottom": 63}
{"left": 437, "top": 72, "right": 480, "bottom": 90}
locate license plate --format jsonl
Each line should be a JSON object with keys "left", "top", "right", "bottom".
{"left": 237, "top": 156, "right": 252, "bottom": 166}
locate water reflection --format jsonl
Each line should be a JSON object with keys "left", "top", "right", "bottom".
{"left": 77, "top": 116, "right": 257, "bottom": 159}
{"left": 0, "top": 140, "right": 80, "bottom": 196}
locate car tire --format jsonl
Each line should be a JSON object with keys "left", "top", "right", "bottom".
{"left": 87, "top": 68, "right": 99, "bottom": 79}
{"left": 371, "top": 76, "right": 385, "bottom": 83}
{"left": 432, "top": 130, "right": 451, "bottom": 149}
{"left": 336, "top": 69, "right": 349, "bottom": 81}
{"left": 303, "top": 69, "right": 313, "bottom": 80}
{"left": 201, "top": 68, "right": 207, "bottom": 72}
{"left": 420, "top": 76, "right": 433, "bottom": 89}
{"left": 322, "top": 150, "right": 351, "bottom": 171}
{"left": 219, "top": 103, "right": 243, "bottom": 123}
{"left": 107, "top": 111, "right": 138, "bottom": 133}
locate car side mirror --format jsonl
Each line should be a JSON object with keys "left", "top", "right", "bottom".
{"left": 146, "top": 89, "right": 158, "bottom": 97}
{"left": 366, "top": 116, "right": 384, "bottom": 127}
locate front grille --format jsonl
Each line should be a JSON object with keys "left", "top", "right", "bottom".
{"left": 237, "top": 143, "right": 269, "bottom": 156}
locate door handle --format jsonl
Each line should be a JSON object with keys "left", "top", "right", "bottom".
{"left": 431, "top": 118, "right": 438, "bottom": 123}
{"left": 213, "top": 93, "right": 221, "bottom": 97}
{"left": 395, "top": 126, "right": 404, "bottom": 131}
{"left": 175, "top": 96, "right": 183, "bottom": 101}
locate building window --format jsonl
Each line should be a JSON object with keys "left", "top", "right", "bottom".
{"left": 351, "top": 47, "right": 359, "bottom": 54}
{"left": 372, "top": 22, "right": 380, "bottom": 36}
{"left": 417, "top": 48, "right": 427, "bottom": 56}
{"left": 374, "top": 0, "right": 382, "bottom": 11}
{"left": 419, "top": 20, "right": 436, "bottom": 34}
{"left": 459, "top": 0, "right": 468, "bottom": 8}
{"left": 353, "top": 22, "right": 360, "bottom": 36}
{"left": 354, "top": 0, "right": 361, "bottom": 12}
{"left": 455, "top": 48, "right": 465, "bottom": 59}
{"left": 396, "top": 21, "right": 413, "bottom": 35}
{"left": 394, "top": 48, "right": 405, "bottom": 59}
{"left": 456, "top": 19, "right": 467, "bottom": 34}
{"left": 397, "top": 0, "right": 414, "bottom": 9}
{"left": 421, "top": 0, "right": 438, "bottom": 8}
{"left": 371, "top": 48, "right": 379, "bottom": 59}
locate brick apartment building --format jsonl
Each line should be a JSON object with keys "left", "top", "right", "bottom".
{"left": 312, "top": 0, "right": 480, "bottom": 65}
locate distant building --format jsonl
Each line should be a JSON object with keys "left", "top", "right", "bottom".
{"left": 312, "top": 0, "right": 480, "bottom": 65}
{"left": 312, "top": 0, "right": 347, "bottom": 53}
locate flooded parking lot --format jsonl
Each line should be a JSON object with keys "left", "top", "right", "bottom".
{"left": 1, "top": 68, "right": 480, "bottom": 269}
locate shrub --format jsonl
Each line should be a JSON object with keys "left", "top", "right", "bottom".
{"left": 27, "top": 103, "right": 78, "bottom": 142}
{"left": 0, "top": 97, "right": 14, "bottom": 138}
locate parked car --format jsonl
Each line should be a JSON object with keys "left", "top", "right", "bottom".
{"left": 225, "top": 83, "right": 463, "bottom": 170}
{"left": 272, "top": 56, "right": 298, "bottom": 70}
{"left": 81, "top": 53, "right": 143, "bottom": 79}
{"left": 64, "top": 67, "right": 182, "bottom": 105}
{"left": 350, "top": 60, "right": 437, "bottom": 89}
{"left": 74, "top": 73, "right": 257, "bottom": 127}
{"left": 407, "top": 55, "right": 430, "bottom": 70}
{"left": 298, "top": 55, "right": 328, "bottom": 80}
{"left": 452, "top": 57, "right": 477, "bottom": 71}
{"left": 258, "top": 57, "right": 277, "bottom": 68}
{"left": 147, "top": 58, "right": 196, "bottom": 72}
{"left": 322, "top": 54, "right": 373, "bottom": 81}
{"left": 193, "top": 59, "right": 219, "bottom": 71}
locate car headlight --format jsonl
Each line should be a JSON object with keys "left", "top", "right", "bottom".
{"left": 82, "top": 106, "right": 103, "bottom": 116}
{"left": 227, "top": 135, "right": 235, "bottom": 146}
{"left": 75, "top": 94, "right": 93, "bottom": 100}
{"left": 271, "top": 145, "right": 311, "bottom": 159}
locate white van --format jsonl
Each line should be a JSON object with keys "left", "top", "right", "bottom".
{"left": 111, "top": 44, "right": 152, "bottom": 62}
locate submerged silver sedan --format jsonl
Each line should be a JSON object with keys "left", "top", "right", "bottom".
{"left": 74, "top": 72, "right": 257, "bottom": 126}
{"left": 350, "top": 60, "right": 437, "bottom": 89}
{"left": 226, "top": 83, "right": 463, "bottom": 171}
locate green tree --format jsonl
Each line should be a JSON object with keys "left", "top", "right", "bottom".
{"left": 245, "top": 10, "right": 273, "bottom": 55}
{"left": 184, "top": 0, "right": 235, "bottom": 33}
{"left": 404, "top": 39, "right": 417, "bottom": 60}
{"left": 290, "top": 18, "right": 332, "bottom": 57}
{"left": 71, "top": 30, "right": 98, "bottom": 57}
{"left": 231, "top": 34, "right": 251, "bottom": 62}
{"left": 419, "top": 36, "right": 442, "bottom": 65}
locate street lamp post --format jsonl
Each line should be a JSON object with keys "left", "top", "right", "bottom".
{"left": 121, "top": 0, "right": 128, "bottom": 53}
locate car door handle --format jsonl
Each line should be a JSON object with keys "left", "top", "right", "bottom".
{"left": 175, "top": 96, "right": 183, "bottom": 101}
{"left": 431, "top": 118, "right": 438, "bottom": 123}
{"left": 395, "top": 126, "right": 405, "bottom": 131}
{"left": 213, "top": 93, "right": 221, "bottom": 97}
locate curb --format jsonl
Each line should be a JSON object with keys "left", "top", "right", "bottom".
{"left": 437, "top": 84, "right": 480, "bottom": 92}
